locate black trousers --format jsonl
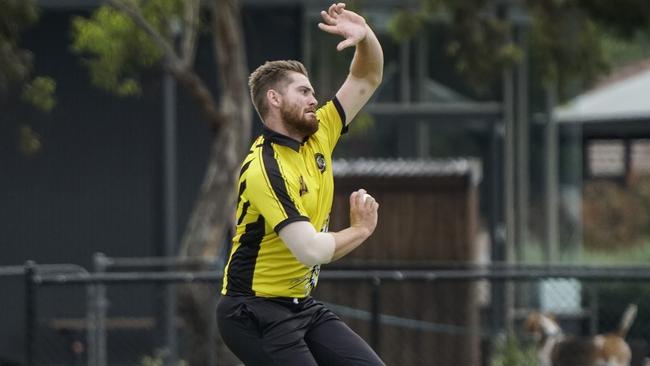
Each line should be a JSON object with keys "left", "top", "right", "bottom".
{"left": 217, "top": 295, "right": 385, "bottom": 366}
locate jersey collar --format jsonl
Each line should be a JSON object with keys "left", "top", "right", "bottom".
{"left": 262, "top": 127, "right": 306, "bottom": 152}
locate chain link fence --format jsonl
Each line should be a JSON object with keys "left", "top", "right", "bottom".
{"left": 6, "top": 260, "right": 650, "bottom": 366}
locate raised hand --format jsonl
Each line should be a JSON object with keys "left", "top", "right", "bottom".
{"left": 318, "top": 3, "right": 368, "bottom": 51}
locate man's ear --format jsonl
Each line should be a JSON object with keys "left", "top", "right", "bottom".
{"left": 267, "top": 89, "right": 281, "bottom": 108}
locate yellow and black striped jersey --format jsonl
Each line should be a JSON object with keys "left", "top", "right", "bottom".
{"left": 221, "top": 98, "right": 347, "bottom": 298}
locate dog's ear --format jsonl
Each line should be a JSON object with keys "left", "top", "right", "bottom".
{"left": 524, "top": 312, "right": 545, "bottom": 342}
{"left": 524, "top": 312, "right": 541, "bottom": 332}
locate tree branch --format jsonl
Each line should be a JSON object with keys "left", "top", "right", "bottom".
{"left": 109, "top": 0, "right": 223, "bottom": 130}
{"left": 212, "top": 0, "right": 252, "bottom": 153}
{"left": 213, "top": 0, "right": 249, "bottom": 104}
{"left": 180, "top": 0, "right": 201, "bottom": 69}
{"left": 170, "top": 67, "right": 225, "bottom": 130}
{"left": 107, "top": 0, "right": 182, "bottom": 69}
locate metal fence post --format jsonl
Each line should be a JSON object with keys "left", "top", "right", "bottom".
{"left": 588, "top": 286, "right": 599, "bottom": 335}
{"left": 370, "top": 276, "right": 381, "bottom": 356}
{"left": 86, "top": 279, "right": 96, "bottom": 366}
{"left": 24, "top": 261, "right": 37, "bottom": 366}
{"left": 94, "top": 253, "right": 109, "bottom": 366}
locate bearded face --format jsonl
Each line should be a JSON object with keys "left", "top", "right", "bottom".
{"left": 268, "top": 72, "right": 319, "bottom": 139}
{"left": 280, "top": 98, "right": 319, "bottom": 137}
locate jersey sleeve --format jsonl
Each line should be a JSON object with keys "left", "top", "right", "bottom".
{"left": 246, "top": 146, "right": 310, "bottom": 233}
{"left": 314, "top": 97, "right": 348, "bottom": 154}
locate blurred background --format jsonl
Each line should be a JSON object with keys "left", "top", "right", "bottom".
{"left": 2, "top": 0, "right": 650, "bottom": 365}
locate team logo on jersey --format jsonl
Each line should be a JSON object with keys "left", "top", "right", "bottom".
{"left": 299, "top": 175, "right": 309, "bottom": 196}
{"left": 315, "top": 153, "right": 326, "bottom": 173}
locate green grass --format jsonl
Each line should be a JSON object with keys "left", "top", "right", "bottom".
{"left": 520, "top": 237, "right": 650, "bottom": 265}
{"left": 581, "top": 240, "right": 650, "bottom": 264}
{"left": 489, "top": 333, "right": 538, "bottom": 366}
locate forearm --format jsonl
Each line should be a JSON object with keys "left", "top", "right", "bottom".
{"left": 279, "top": 222, "right": 371, "bottom": 266}
{"left": 330, "top": 226, "right": 370, "bottom": 261}
{"left": 279, "top": 190, "right": 377, "bottom": 266}
{"left": 349, "top": 25, "right": 383, "bottom": 86}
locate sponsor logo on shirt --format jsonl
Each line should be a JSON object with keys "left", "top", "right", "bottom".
{"left": 315, "top": 153, "right": 326, "bottom": 173}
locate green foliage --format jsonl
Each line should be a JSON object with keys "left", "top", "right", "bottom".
{"left": 18, "top": 124, "right": 42, "bottom": 156}
{"left": 140, "top": 349, "right": 187, "bottom": 366}
{"left": 0, "top": 0, "right": 57, "bottom": 111}
{"left": 582, "top": 240, "right": 650, "bottom": 264}
{"left": 0, "top": 0, "right": 39, "bottom": 90}
{"left": 601, "top": 30, "right": 650, "bottom": 69}
{"left": 528, "top": 1, "right": 608, "bottom": 97}
{"left": 578, "top": 0, "right": 650, "bottom": 37}
{"left": 0, "top": 0, "right": 39, "bottom": 27}
{"left": 389, "top": 0, "right": 650, "bottom": 98}
{"left": 346, "top": 111, "right": 375, "bottom": 136}
{"left": 22, "top": 76, "right": 56, "bottom": 112}
{"left": 387, "top": 1, "right": 521, "bottom": 91}
{"left": 71, "top": 0, "right": 184, "bottom": 96}
{"left": 388, "top": 10, "right": 426, "bottom": 42}
{"left": 490, "top": 333, "right": 538, "bottom": 366}
{"left": 447, "top": 2, "right": 520, "bottom": 88}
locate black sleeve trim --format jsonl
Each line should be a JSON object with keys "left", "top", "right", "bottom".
{"left": 274, "top": 216, "right": 310, "bottom": 233}
{"left": 332, "top": 97, "right": 348, "bottom": 135}
{"left": 236, "top": 179, "right": 247, "bottom": 206}
{"left": 237, "top": 201, "right": 251, "bottom": 225}
{"left": 239, "top": 160, "right": 252, "bottom": 178}
{"left": 261, "top": 142, "right": 303, "bottom": 218}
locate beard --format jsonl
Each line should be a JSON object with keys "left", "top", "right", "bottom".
{"left": 280, "top": 102, "right": 319, "bottom": 138}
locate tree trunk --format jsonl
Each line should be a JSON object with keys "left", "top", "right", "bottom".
{"left": 177, "top": 129, "right": 242, "bottom": 366}
{"left": 177, "top": 0, "right": 250, "bottom": 365}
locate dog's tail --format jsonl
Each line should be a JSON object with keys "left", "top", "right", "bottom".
{"left": 616, "top": 303, "right": 637, "bottom": 337}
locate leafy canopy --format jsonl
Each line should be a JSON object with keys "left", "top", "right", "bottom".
{"left": 71, "top": 0, "right": 184, "bottom": 96}
{"left": 0, "top": 0, "right": 39, "bottom": 88}
{"left": 388, "top": 0, "right": 650, "bottom": 97}
{"left": 0, "top": 0, "right": 56, "bottom": 110}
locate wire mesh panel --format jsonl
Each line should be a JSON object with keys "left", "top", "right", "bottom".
{"left": 93, "top": 282, "right": 222, "bottom": 366}
{"left": 100, "top": 283, "right": 161, "bottom": 365}
{"left": 0, "top": 271, "right": 29, "bottom": 365}
{"left": 31, "top": 283, "right": 88, "bottom": 366}
{"left": 26, "top": 265, "right": 650, "bottom": 366}
{"left": 315, "top": 274, "right": 650, "bottom": 366}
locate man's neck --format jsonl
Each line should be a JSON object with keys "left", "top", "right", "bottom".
{"left": 263, "top": 115, "right": 304, "bottom": 142}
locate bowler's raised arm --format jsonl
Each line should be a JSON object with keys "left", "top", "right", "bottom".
{"left": 318, "top": 3, "right": 384, "bottom": 124}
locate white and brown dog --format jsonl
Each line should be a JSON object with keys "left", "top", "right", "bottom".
{"left": 525, "top": 304, "right": 638, "bottom": 366}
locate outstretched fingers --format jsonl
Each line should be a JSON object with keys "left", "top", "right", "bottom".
{"left": 320, "top": 10, "right": 337, "bottom": 25}
{"left": 328, "top": 3, "right": 338, "bottom": 16}
{"left": 318, "top": 22, "right": 339, "bottom": 35}
{"left": 329, "top": 3, "right": 345, "bottom": 17}
{"left": 319, "top": 3, "right": 362, "bottom": 48}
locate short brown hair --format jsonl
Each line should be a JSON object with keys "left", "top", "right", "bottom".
{"left": 248, "top": 60, "right": 308, "bottom": 120}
